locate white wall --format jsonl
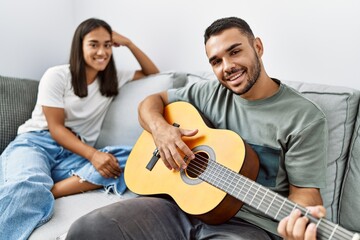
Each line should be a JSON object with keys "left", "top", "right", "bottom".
{"left": 1, "top": 0, "right": 360, "bottom": 89}
{"left": 0, "top": 0, "right": 74, "bottom": 80}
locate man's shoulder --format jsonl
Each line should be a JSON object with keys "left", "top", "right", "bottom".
{"left": 281, "top": 83, "right": 326, "bottom": 118}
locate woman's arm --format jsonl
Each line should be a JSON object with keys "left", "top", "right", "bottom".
{"left": 112, "top": 31, "right": 159, "bottom": 80}
{"left": 42, "top": 106, "right": 121, "bottom": 179}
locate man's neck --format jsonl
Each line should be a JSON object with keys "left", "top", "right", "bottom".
{"left": 241, "top": 76, "right": 280, "bottom": 101}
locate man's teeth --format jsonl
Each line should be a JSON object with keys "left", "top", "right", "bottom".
{"left": 229, "top": 72, "right": 242, "bottom": 81}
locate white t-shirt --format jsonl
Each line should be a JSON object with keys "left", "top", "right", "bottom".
{"left": 18, "top": 64, "right": 134, "bottom": 146}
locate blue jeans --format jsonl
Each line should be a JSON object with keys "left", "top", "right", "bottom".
{"left": 0, "top": 130, "right": 131, "bottom": 240}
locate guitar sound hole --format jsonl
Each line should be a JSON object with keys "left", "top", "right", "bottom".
{"left": 186, "top": 151, "right": 209, "bottom": 179}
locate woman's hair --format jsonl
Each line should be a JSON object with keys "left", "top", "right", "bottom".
{"left": 69, "top": 18, "right": 118, "bottom": 98}
{"left": 204, "top": 17, "right": 255, "bottom": 45}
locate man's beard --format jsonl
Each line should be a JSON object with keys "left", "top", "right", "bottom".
{"left": 232, "top": 52, "right": 261, "bottom": 96}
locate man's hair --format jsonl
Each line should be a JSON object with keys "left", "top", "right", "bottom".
{"left": 69, "top": 18, "right": 118, "bottom": 98}
{"left": 204, "top": 17, "right": 255, "bottom": 44}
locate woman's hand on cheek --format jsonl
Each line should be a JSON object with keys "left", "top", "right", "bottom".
{"left": 112, "top": 31, "right": 131, "bottom": 48}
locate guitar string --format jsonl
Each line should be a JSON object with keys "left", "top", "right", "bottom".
{"left": 187, "top": 153, "right": 292, "bottom": 214}
{"left": 189, "top": 153, "right": 355, "bottom": 240}
{"left": 185, "top": 154, "right": 349, "bottom": 240}
{"left": 192, "top": 153, "right": 356, "bottom": 239}
{"left": 182, "top": 153, "right": 353, "bottom": 239}
{"left": 187, "top": 153, "right": 299, "bottom": 215}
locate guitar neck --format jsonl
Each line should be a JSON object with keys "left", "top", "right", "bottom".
{"left": 197, "top": 159, "right": 358, "bottom": 240}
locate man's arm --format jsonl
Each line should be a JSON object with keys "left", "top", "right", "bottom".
{"left": 288, "top": 185, "right": 323, "bottom": 207}
{"left": 138, "top": 92, "right": 197, "bottom": 170}
{"left": 43, "top": 106, "right": 121, "bottom": 179}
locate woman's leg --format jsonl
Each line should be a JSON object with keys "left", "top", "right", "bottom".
{"left": 51, "top": 176, "right": 101, "bottom": 199}
{"left": 0, "top": 132, "right": 57, "bottom": 240}
{"left": 51, "top": 145, "right": 132, "bottom": 197}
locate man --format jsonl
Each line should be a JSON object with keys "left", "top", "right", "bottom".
{"left": 66, "top": 17, "right": 327, "bottom": 240}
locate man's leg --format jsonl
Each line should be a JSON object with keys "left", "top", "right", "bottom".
{"left": 66, "top": 196, "right": 278, "bottom": 240}
{"left": 66, "top": 197, "right": 194, "bottom": 240}
{"left": 194, "top": 217, "right": 275, "bottom": 240}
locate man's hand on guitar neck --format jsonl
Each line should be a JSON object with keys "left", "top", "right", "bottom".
{"left": 277, "top": 205, "right": 326, "bottom": 240}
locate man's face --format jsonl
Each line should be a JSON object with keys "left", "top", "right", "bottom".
{"left": 205, "top": 28, "right": 262, "bottom": 96}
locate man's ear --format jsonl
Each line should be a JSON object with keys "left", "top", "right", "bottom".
{"left": 253, "top": 37, "right": 264, "bottom": 57}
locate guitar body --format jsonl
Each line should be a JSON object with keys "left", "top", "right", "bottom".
{"left": 125, "top": 101, "right": 259, "bottom": 224}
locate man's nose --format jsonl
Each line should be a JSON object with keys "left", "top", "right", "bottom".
{"left": 223, "top": 58, "right": 235, "bottom": 73}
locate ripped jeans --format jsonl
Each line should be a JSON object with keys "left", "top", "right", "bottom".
{"left": 0, "top": 130, "right": 131, "bottom": 240}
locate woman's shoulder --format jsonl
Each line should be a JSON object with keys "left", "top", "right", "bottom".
{"left": 45, "top": 64, "right": 70, "bottom": 76}
{"left": 42, "top": 64, "right": 71, "bottom": 82}
{"left": 40, "top": 64, "right": 72, "bottom": 90}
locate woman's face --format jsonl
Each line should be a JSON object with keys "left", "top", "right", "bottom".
{"left": 82, "top": 27, "right": 112, "bottom": 77}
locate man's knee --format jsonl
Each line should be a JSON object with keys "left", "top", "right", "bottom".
{"left": 66, "top": 197, "right": 186, "bottom": 240}
{"left": 66, "top": 208, "right": 120, "bottom": 240}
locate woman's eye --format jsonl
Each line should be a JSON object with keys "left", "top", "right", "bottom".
{"left": 105, "top": 43, "right": 112, "bottom": 48}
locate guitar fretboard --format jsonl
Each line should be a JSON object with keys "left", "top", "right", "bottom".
{"left": 188, "top": 158, "right": 358, "bottom": 240}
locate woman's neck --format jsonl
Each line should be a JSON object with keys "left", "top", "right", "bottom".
{"left": 86, "top": 68, "right": 98, "bottom": 85}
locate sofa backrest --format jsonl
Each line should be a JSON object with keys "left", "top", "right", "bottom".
{"left": 0, "top": 75, "right": 39, "bottom": 154}
{"left": 95, "top": 72, "right": 187, "bottom": 148}
{"left": 339, "top": 103, "right": 360, "bottom": 233}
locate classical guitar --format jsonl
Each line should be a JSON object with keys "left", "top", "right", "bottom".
{"left": 124, "top": 101, "right": 359, "bottom": 240}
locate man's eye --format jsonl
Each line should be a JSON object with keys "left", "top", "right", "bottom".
{"left": 211, "top": 59, "right": 221, "bottom": 66}
{"left": 230, "top": 50, "right": 240, "bottom": 55}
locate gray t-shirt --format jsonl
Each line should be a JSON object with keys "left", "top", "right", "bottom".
{"left": 168, "top": 78, "right": 327, "bottom": 235}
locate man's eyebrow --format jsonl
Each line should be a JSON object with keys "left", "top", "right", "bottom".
{"left": 208, "top": 55, "right": 217, "bottom": 64}
{"left": 226, "top": 43, "right": 242, "bottom": 52}
{"left": 208, "top": 43, "right": 242, "bottom": 63}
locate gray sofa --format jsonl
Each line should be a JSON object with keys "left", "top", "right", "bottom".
{"left": 1, "top": 72, "right": 360, "bottom": 239}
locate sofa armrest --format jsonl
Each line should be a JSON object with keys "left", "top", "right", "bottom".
{"left": 0, "top": 75, "right": 39, "bottom": 154}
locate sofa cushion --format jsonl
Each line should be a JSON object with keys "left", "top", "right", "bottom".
{"left": 338, "top": 104, "right": 360, "bottom": 233}
{"left": 29, "top": 190, "right": 137, "bottom": 240}
{"left": 95, "top": 72, "right": 187, "bottom": 148}
{"left": 0, "top": 75, "right": 39, "bottom": 154}
{"left": 184, "top": 72, "right": 360, "bottom": 223}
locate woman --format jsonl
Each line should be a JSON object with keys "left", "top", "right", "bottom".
{"left": 0, "top": 18, "right": 159, "bottom": 240}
